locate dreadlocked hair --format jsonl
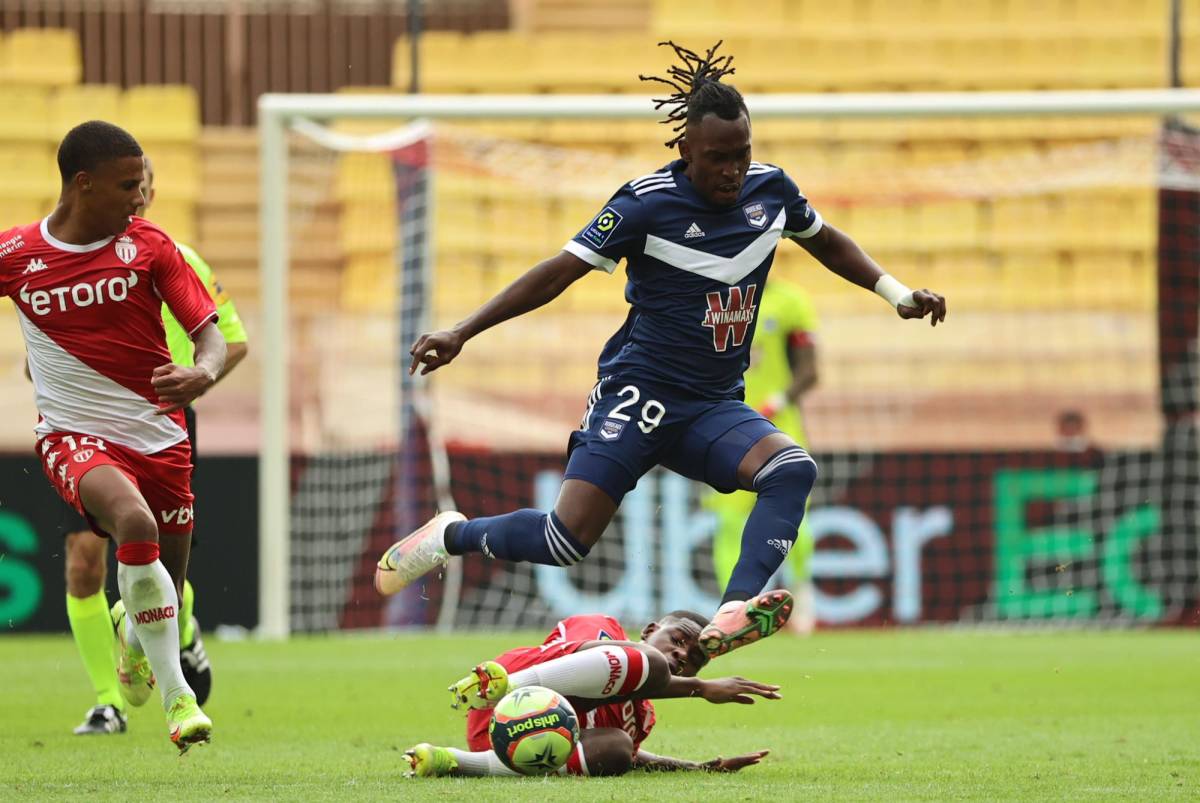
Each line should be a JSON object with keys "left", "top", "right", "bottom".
{"left": 639, "top": 40, "right": 746, "bottom": 148}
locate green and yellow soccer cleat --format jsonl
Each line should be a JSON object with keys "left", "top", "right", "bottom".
{"left": 110, "top": 599, "right": 156, "bottom": 707}
{"left": 700, "top": 589, "right": 795, "bottom": 659}
{"left": 404, "top": 743, "right": 458, "bottom": 778}
{"left": 167, "top": 693, "right": 212, "bottom": 754}
{"left": 448, "top": 660, "right": 509, "bottom": 712}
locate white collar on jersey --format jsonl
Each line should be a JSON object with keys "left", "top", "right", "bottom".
{"left": 642, "top": 207, "right": 786, "bottom": 285}
{"left": 40, "top": 217, "right": 115, "bottom": 253}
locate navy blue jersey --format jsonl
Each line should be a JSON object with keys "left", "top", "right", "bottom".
{"left": 564, "top": 159, "right": 823, "bottom": 399}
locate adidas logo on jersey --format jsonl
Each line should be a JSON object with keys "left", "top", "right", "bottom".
{"left": 23, "top": 258, "right": 48, "bottom": 275}
{"left": 684, "top": 222, "right": 705, "bottom": 239}
{"left": 766, "top": 538, "right": 794, "bottom": 556}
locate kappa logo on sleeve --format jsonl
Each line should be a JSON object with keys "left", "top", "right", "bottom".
{"left": 581, "top": 207, "right": 623, "bottom": 249}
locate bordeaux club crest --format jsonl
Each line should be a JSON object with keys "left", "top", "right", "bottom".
{"left": 743, "top": 201, "right": 768, "bottom": 229}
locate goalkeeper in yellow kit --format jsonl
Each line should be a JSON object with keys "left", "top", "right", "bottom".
{"left": 707, "top": 280, "right": 818, "bottom": 634}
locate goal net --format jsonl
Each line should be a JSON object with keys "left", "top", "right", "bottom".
{"left": 260, "top": 94, "right": 1200, "bottom": 635}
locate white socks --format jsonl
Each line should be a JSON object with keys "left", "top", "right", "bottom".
{"left": 448, "top": 749, "right": 520, "bottom": 777}
{"left": 448, "top": 749, "right": 581, "bottom": 777}
{"left": 117, "top": 559, "right": 192, "bottom": 709}
{"left": 509, "top": 645, "right": 649, "bottom": 700}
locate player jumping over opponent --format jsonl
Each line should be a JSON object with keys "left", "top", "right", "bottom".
{"left": 0, "top": 121, "right": 225, "bottom": 752}
{"left": 378, "top": 41, "right": 947, "bottom": 658}
{"left": 405, "top": 611, "right": 778, "bottom": 778}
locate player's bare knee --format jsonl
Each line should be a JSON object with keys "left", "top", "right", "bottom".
{"left": 110, "top": 503, "right": 158, "bottom": 545}
{"left": 64, "top": 532, "right": 106, "bottom": 596}
{"left": 581, "top": 729, "right": 634, "bottom": 777}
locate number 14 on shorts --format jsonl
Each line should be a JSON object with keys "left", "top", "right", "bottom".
{"left": 43, "top": 434, "right": 108, "bottom": 469}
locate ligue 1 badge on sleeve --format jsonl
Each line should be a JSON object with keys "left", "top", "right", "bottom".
{"left": 743, "top": 201, "right": 768, "bottom": 229}
{"left": 115, "top": 235, "right": 137, "bottom": 264}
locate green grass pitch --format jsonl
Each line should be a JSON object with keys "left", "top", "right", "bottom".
{"left": 0, "top": 629, "right": 1195, "bottom": 800}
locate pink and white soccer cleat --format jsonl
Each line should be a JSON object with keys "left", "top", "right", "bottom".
{"left": 700, "top": 589, "right": 794, "bottom": 659}
{"left": 374, "top": 511, "right": 466, "bottom": 596}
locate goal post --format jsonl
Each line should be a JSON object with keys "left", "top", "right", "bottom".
{"left": 258, "top": 89, "right": 1200, "bottom": 638}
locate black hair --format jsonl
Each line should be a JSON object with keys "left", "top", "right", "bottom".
{"left": 57, "top": 120, "right": 143, "bottom": 183}
{"left": 660, "top": 609, "right": 710, "bottom": 630}
{"left": 639, "top": 40, "right": 747, "bottom": 148}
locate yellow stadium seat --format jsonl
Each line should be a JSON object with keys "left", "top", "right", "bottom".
{"left": 2, "top": 28, "right": 81, "bottom": 87}
{"left": 122, "top": 85, "right": 200, "bottom": 144}
{"left": 143, "top": 199, "right": 195, "bottom": 244}
{"left": 335, "top": 152, "right": 394, "bottom": 204}
{"left": 49, "top": 85, "right": 122, "bottom": 140}
{"left": 143, "top": 144, "right": 200, "bottom": 202}
{"left": 342, "top": 254, "right": 394, "bottom": 313}
{"left": 0, "top": 86, "right": 51, "bottom": 142}
{"left": 341, "top": 201, "right": 397, "bottom": 257}
{"left": 914, "top": 201, "right": 983, "bottom": 250}
{"left": 0, "top": 144, "right": 58, "bottom": 202}
{"left": 0, "top": 198, "right": 49, "bottom": 227}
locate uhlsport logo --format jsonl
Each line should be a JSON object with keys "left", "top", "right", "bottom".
{"left": 115, "top": 235, "right": 137, "bottom": 264}
{"left": 19, "top": 270, "right": 138, "bottom": 315}
{"left": 504, "top": 712, "right": 561, "bottom": 739}
{"left": 702, "top": 284, "right": 758, "bottom": 352}
{"left": 743, "top": 201, "right": 768, "bottom": 229}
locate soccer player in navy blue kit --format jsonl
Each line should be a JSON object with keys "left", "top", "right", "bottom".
{"left": 377, "top": 41, "right": 947, "bottom": 658}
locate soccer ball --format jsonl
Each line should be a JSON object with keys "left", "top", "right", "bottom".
{"left": 488, "top": 686, "right": 579, "bottom": 775}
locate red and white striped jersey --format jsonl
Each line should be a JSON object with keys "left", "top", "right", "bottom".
{"left": 0, "top": 216, "right": 217, "bottom": 454}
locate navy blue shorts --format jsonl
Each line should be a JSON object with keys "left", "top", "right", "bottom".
{"left": 564, "top": 375, "right": 781, "bottom": 503}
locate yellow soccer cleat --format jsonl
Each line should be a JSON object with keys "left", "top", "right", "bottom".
{"left": 110, "top": 599, "right": 156, "bottom": 707}
{"left": 404, "top": 743, "right": 459, "bottom": 778}
{"left": 448, "top": 660, "right": 509, "bottom": 712}
{"left": 166, "top": 693, "right": 212, "bottom": 754}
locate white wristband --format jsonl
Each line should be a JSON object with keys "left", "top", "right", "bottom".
{"left": 874, "top": 274, "right": 916, "bottom": 310}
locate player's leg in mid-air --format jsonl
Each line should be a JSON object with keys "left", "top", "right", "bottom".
{"left": 376, "top": 376, "right": 657, "bottom": 595}
{"left": 708, "top": 491, "right": 816, "bottom": 636}
{"left": 44, "top": 432, "right": 212, "bottom": 752}
{"left": 661, "top": 402, "right": 818, "bottom": 657}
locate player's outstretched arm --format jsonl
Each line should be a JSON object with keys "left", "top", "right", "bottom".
{"left": 152, "top": 322, "right": 226, "bottom": 414}
{"left": 659, "top": 673, "right": 782, "bottom": 704}
{"left": 409, "top": 251, "right": 593, "bottom": 375}
{"left": 633, "top": 749, "right": 770, "bottom": 773}
{"left": 795, "top": 222, "right": 946, "bottom": 326}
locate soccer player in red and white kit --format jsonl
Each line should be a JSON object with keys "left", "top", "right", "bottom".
{"left": 0, "top": 121, "right": 225, "bottom": 752}
{"left": 405, "top": 611, "right": 778, "bottom": 777}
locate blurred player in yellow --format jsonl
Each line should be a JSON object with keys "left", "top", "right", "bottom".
{"left": 62, "top": 155, "right": 248, "bottom": 735}
{"left": 707, "top": 279, "right": 818, "bottom": 634}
